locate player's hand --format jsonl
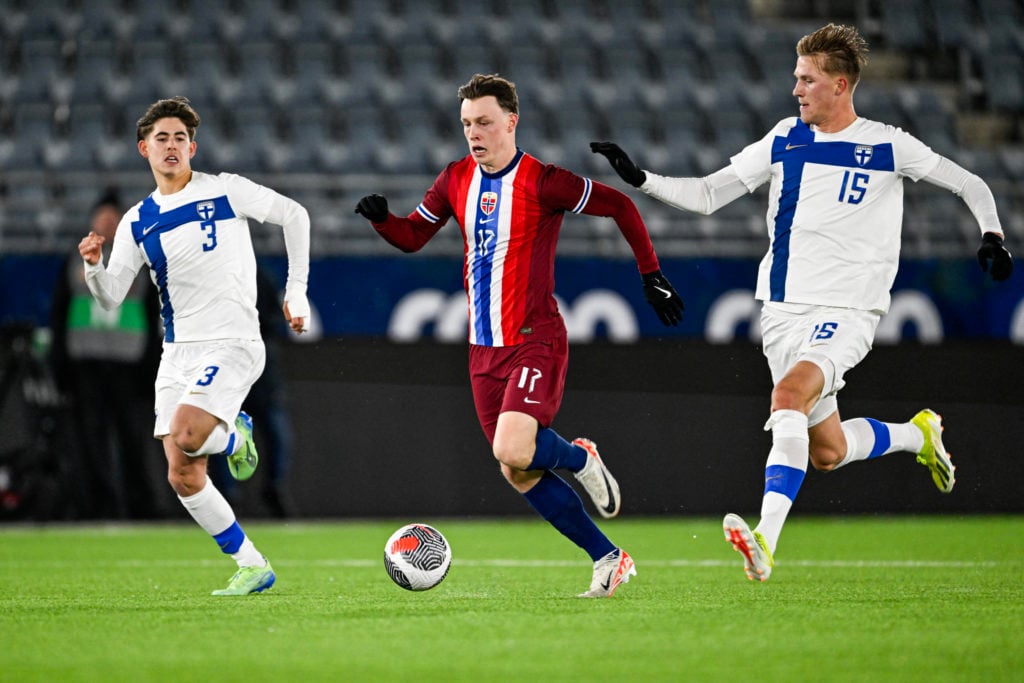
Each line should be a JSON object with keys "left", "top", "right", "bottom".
{"left": 590, "top": 141, "right": 647, "bottom": 188}
{"left": 78, "top": 231, "right": 104, "bottom": 265}
{"left": 283, "top": 301, "right": 306, "bottom": 334}
{"left": 977, "top": 232, "right": 1013, "bottom": 281}
{"left": 354, "top": 194, "right": 389, "bottom": 223}
{"left": 642, "top": 269, "right": 684, "bottom": 326}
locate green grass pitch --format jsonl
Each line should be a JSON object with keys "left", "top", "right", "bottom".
{"left": 1, "top": 516, "right": 1022, "bottom": 682}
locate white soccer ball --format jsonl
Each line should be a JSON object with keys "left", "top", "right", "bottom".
{"left": 383, "top": 523, "right": 452, "bottom": 591}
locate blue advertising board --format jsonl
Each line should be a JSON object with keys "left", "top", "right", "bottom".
{"left": 4, "top": 254, "right": 1022, "bottom": 343}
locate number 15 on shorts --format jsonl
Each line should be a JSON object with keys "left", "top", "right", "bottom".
{"left": 809, "top": 322, "right": 838, "bottom": 342}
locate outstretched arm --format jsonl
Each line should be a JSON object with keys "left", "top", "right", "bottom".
{"left": 581, "top": 181, "right": 684, "bottom": 326}
{"left": 355, "top": 194, "right": 444, "bottom": 253}
{"left": 922, "top": 156, "right": 1013, "bottom": 281}
{"left": 591, "top": 140, "right": 748, "bottom": 214}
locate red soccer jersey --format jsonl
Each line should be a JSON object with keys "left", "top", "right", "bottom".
{"left": 374, "top": 149, "right": 660, "bottom": 347}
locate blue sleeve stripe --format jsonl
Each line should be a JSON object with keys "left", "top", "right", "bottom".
{"left": 764, "top": 464, "right": 806, "bottom": 501}
{"left": 416, "top": 204, "right": 439, "bottom": 223}
{"left": 571, "top": 178, "right": 592, "bottom": 214}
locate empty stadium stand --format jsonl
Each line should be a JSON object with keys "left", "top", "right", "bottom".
{"left": 0, "top": 0, "right": 1021, "bottom": 256}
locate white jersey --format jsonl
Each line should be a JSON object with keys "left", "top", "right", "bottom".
{"left": 730, "top": 117, "right": 940, "bottom": 313}
{"left": 99, "top": 171, "right": 279, "bottom": 342}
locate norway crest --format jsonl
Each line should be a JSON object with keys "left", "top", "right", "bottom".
{"left": 479, "top": 191, "right": 498, "bottom": 216}
{"left": 854, "top": 145, "right": 873, "bottom": 167}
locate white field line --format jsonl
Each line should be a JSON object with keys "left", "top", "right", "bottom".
{"left": 0, "top": 558, "right": 1000, "bottom": 569}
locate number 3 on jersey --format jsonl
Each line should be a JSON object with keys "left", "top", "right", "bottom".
{"left": 200, "top": 220, "right": 218, "bottom": 251}
{"left": 838, "top": 171, "right": 869, "bottom": 204}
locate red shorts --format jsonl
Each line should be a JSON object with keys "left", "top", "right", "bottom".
{"left": 468, "top": 333, "right": 569, "bottom": 444}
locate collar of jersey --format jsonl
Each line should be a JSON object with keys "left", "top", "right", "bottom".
{"left": 478, "top": 148, "right": 524, "bottom": 179}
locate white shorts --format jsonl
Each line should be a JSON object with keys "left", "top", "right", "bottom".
{"left": 153, "top": 339, "right": 266, "bottom": 438}
{"left": 760, "top": 302, "right": 879, "bottom": 426}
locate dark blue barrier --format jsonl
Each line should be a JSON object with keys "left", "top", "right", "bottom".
{"left": 4, "top": 254, "right": 1023, "bottom": 342}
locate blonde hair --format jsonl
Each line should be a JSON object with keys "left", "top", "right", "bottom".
{"left": 796, "top": 23, "right": 869, "bottom": 87}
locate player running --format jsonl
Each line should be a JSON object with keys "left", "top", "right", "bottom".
{"left": 355, "top": 74, "right": 683, "bottom": 597}
{"left": 593, "top": 23, "right": 1013, "bottom": 582}
{"left": 79, "top": 97, "right": 311, "bottom": 595}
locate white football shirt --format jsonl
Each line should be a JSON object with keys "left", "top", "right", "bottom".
{"left": 94, "top": 171, "right": 278, "bottom": 342}
{"left": 730, "top": 117, "right": 940, "bottom": 313}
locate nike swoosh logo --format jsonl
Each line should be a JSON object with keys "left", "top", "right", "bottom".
{"left": 654, "top": 286, "right": 672, "bottom": 299}
{"left": 142, "top": 221, "right": 159, "bottom": 235}
{"left": 600, "top": 577, "right": 612, "bottom": 591}
{"left": 599, "top": 469, "right": 616, "bottom": 515}
{"left": 785, "top": 143, "right": 808, "bottom": 150}
{"left": 524, "top": 397, "right": 541, "bottom": 404}
{"left": 480, "top": 217, "right": 495, "bottom": 223}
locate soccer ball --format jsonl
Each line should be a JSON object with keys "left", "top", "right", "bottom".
{"left": 383, "top": 523, "right": 452, "bottom": 591}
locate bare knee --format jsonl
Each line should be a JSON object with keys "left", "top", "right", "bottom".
{"left": 492, "top": 438, "right": 533, "bottom": 471}
{"left": 808, "top": 445, "right": 844, "bottom": 472}
{"left": 168, "top": 405, "right": 218, "bottom": 453}
{"left": 771, "top": 383, "right": 806, "bottom": 412}
{"left": 500, "top": 463, "right": 541, "bottom": 494}
{"left": 164, "top": 439, "right": 207, "bottom": 497}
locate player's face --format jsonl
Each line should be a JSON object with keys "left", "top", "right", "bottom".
{"left": 461, "top": 96, "right": 518, "bottom": 173}
{"left": 139, "top": 117, "right": 196, "bottom": 182}
{"left": 792, "top": 55, "right": 847, "bottom": 131}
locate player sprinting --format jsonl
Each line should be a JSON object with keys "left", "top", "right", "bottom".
{"left": 593, "top": 23, "right": 1013, "bottom": 582}
{"left": 78, "top": 97, "right": 311, "bottom": 595}
{"left": 355, "top": 74, "right": 684, "bottom": 597}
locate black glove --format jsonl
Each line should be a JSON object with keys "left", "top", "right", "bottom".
{"left": 590, "top": 141, "right": 646, "bottom": 188}
{"left": 977, "top": 232, "right": 1013, "bottom": 281}
{"left": 642, "top": 270, "right": 684, "bottom": 326}
{"left": 354, "top": 194, "right": 389, "bottom": 223}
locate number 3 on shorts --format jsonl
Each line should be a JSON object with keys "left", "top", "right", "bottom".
{"left": 196, "top": 365, "right": 220, "bottom": 387}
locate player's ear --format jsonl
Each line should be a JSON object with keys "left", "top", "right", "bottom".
{"left": 507, "top": 112, "right": 518, "bottom": 133}
{"left": 189, "top": 139, "right": 197, "bottom": 158}
{"left": 138, "top": 139, "right": 148, "bottom": 158}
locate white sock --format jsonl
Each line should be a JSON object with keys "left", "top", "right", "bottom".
{"left": 756, "top": 409, "right": 809, "bottom": 554}
{"left": 178, "top": 476, "right": 264, "bottom": 567}
{"left": 834, "top": 418, "right": 924, "bottom": 469}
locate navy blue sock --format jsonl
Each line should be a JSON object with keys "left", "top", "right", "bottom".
{"left": 529, "top": 428, "right": 588, "bottom": 472}
{"left": 522, "top": 471, "right": 615, "bottom": 561}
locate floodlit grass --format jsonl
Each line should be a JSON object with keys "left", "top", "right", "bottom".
{"left": 1, "top": 516, "right": 1022, "bottom": 682}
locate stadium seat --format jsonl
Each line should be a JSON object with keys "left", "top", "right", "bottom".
{"left": 879, "top": 0, "right": 931, "bottom": 50}
{"left": 930, "top": 0, "right": 974, "bottom": 48}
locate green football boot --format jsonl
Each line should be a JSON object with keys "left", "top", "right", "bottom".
{"left": 227, "top": 411, "right": 258, "bottom": 481}
{"left": 211, "top": 562, "right": 276, "bottom": 596}
{"left": 911, "top": 409, "right": 955, "bottom": 493}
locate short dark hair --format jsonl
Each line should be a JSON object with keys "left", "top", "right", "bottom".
{"left": 136, "top": 96, "right": 201, "bottom": 141}
{"left": 457, "top": 74, "right": 519, "bottom": 114}
{"left": 796, "top": 23, "right": 869, "bottom": 87}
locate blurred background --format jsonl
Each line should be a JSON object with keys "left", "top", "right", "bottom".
{"left": 0, "top": 0, "right": 1022, "bottom": 521}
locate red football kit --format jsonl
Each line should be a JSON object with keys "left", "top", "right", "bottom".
{"left": 372, "top": 149, "right": 660, "bottom": 439}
